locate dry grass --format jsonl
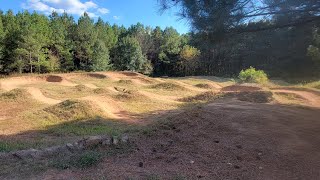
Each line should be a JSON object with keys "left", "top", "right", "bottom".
{"left": 179, "top": 91, "right": 219, "bottom": 103}
{"left": 44, "top": 99, "right": 104, "bottom": 121}
{"left": 0, "top": 88, "right": 31, "bottom": 102}
{"left": 150, "top": 82, "right": 187, "bottom": 91}
{"left": 225, "top": 91, "right": 274, "bottom": 103}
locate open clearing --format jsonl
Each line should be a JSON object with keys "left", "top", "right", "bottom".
{"left": 0, "top": 72, "right": 320, "bottom": 179}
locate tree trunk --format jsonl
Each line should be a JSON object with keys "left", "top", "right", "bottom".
{"left": 29, "top": 52, "right": 33, "bottom": 73}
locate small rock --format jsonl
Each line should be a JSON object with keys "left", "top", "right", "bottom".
{"left": 236, "top": 156, "right": 243, "bottom": 161}
{"left": 259, "top": 166, "right": 263, "bottom": 170}
{"left": 258, "top": 152, "right": 263, "bottom": 156}
{"left": 112, "top": 136, "right": 119, "bottom": 145}
{"left": 121, "top": 134, "right": 129, "bottom": 143}
{"left": 12, "top": 149, "right": 39, "bottom": 160}
{"left": 214, "top": 140, "right": 220, "bottom": 143}
{"left": 102, "top": 137, "right": 112, "bottom": 146}
{"left": 197, "top": 175, "right": 205, "bottom": 178}
{"left": 138, "top": 162, "right": 144, "bottom": 167}
{"left": 234, "top": 165, "right": 241, "bottom": 169}
{"left": 84, "top": 136, "right": 104, "bottom": 148}
{"left": 190, "top": 160, "right": 195, "bottom": 164}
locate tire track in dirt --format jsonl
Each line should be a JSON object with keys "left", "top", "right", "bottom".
{"left": 26, "top": 87, "right": 62, "bottom": 105}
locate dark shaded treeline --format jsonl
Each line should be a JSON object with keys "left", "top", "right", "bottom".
{"left": 0, "top": 6, "right": 319, "bottom": 80}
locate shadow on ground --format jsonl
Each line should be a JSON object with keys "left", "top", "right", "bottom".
{"left": 1, "top": 97, "right": 320, "bottom": 179}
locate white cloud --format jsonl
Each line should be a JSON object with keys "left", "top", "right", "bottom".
{"left": 22, "top": 0, "right": 109, "bottom": 17}
{"left": 113, "top": 16, "right": 120, "bottom": 20}
{"left": 97, "top": 8, "right": 109, "bottom": 14}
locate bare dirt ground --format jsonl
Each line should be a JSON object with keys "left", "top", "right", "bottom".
{"left": 39, "top": 98, "right": 320, "bottom": 180}
{"left": 0, "top": 72, "right": 320, "bottom": 179}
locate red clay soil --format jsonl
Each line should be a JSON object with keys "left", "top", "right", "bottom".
{"left": 87, "top": 73, "right": 107, "bottom": 79}
{"left": 41, "top": 98, "right": 320, "bottom": 180}
{"left": 222, "top": 85, "right": 262, "bottom": 92}
{"left": 46, "top": 75, "right": 63, "bottom": 82}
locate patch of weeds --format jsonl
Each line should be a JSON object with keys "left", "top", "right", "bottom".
{"left": 150, "top": 83, "right": 186, "bottom": 91}
{"left": 44, "top": 99, "right": 102, "bottom": 120}
{"left": 0, "top": 141, "right": 30, "bottom": 152}
{"left": 225, "top": 91, "right": 274, "bottom": 103}
{"left": 171, "top": 175, "right": 188, "bottom": 180}
{"left": 145, "top": 174, "right": 161, "bottom": 180}
{"left": 0, "top": 88, "right": 30, "bottom": 102}
{"left": 45, "top": 118, "right": 127, "bottom": 136}
{"left": 179, "top": 91, "right": 221, "bottom": 103}
{"left": 51, "top": 151, "right": 102, "bottom": 169}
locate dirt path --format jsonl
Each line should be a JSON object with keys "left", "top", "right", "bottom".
{"left": 81, "top": 95, "right": 134, "bottom": 121}
{"left": 83, "top": 83, "right": 98, "bottom": 89}
{"left": 26, "top": 87, "right": 62, "bottom": 105}
{"left": 272, "top": 88, "right": 320, "bottom": 107}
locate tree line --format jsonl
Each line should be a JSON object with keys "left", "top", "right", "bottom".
{"left": 0, "top": 10, "right": 199, "bottom": 76}
{"left": 159, "top": 0, "right": 320, "bottom": 80}
{"left": 1, "top": 0, "right": 320, "bottom": 81}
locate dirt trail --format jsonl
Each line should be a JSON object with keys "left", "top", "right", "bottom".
{"left": 139, "top": 90, "right": 179, "bottom": 103}
{"left": 272, "top": 88, "right": 320, "bottom": 107}
{"left": 81, "top": 95, "right": 133, "bottom": 120}
{"left": 84, "top": 83, "right": 98, "bottom": 89}
{"left": 26, "top": 87, "right": 62, "bottom": 105}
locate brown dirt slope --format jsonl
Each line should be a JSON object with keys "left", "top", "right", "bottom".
{"left": 40, "top": 97, "right": 320, "bottom": 180}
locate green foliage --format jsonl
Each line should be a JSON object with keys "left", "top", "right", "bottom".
{"left": 51, "top": 151, "right": 102, "bottom": 169}
{"left": 239, "top": 67, "right": 268, "bottom": 84}
{"left": 113, "top": 36, "right": 147, "bottom": 72}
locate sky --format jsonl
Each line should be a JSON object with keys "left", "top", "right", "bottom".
{"left": 0, "top": 0, "right": 190, "bottom": 34}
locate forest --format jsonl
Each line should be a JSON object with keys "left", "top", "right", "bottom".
{"left": 0, "top": 0, "right": 319, "bottom": 81}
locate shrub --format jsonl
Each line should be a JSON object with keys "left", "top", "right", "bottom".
{"left": 239, "top": 67, "right": 268, "bottom": 84}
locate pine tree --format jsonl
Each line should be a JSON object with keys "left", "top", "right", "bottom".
{"left": 91, "top": 39, "right": 111, "bottom": 71}
{"left": 73, "top": 12, "right": 97, "bottom": 70}
{"left": 113, "top": 36, "right": 147, "bottom": 71}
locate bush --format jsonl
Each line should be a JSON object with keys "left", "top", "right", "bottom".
{"left": 239, "top": 67, "right": 268, "bottom": 84}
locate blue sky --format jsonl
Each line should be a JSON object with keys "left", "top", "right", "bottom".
{"left": 0, "top": 0, "right": 190, "bottom": 34}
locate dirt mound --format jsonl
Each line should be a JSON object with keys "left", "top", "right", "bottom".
{"left": 133, "top": 77, "right": 155, "bottom": 84}
{"left": 120, "top": 71, "right": 140, "bottom": 76}
{"left": 150, "top": 82, "right": 187, "bottom": 91}
{"left": 93, "top": 88, "right": 110, "bottom": 94}
{"left": 179, "top": 91, "right": 219, "bottom": 102}
{"left": 0, "top": 88, "right": 31, "bottom": 102}
{"left": 117, "top": 79, "right": 134, "bottom": 85}
{"left": 44, "top": 99, "right": 103, "bottom": 121}
{"left": 74, "top": 85, "right": 91, "bottom": 92}
{"left": 46, "top": 75, "right": 63, "bottom": 82}
{"left": 274, "top": 92, "right": 306, "bottom": 101}
{"left": 195, "top": 83, "right": 220, "bottom": 89}
{"left": 221, "top": 84, "right": 262, "bottom": 92}
{"left": 87, "top": 73, "right": 107, "bottom": 79}
{"left": 26, "top": 87, "right": 62, "bottom": 105}
{"left": 114, "top": 90, "right": 149, "bottom": 101}
{"left": 225, "top": 91, "right": 274, "bottom": 103}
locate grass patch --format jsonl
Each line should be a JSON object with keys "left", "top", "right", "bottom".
{"left": 226, "top": 91, "right": 274, "bottom": 103}
{"left": 93, "top": 88, "right": 110, "bottom": 94}
{"left": 74, "top": 84, "right": 91, "bottom": 92}
{"left": 275, "top": 92, "right": 305, "bottom": 101}
{"left": 0, "top": 88, "right": 31, "bottom": 102}
{"left": 150, "top": 82, "right": 186, "bottom": 91}
{"left": 45, "top": 118, "right": 129, "bottom": 136}
{"left": 117, "top": 79, "right": 134, "bottom": 85}
{"left": 179, "top": 91, "right": 220, "bottom": 103}
{"left": 44, "top": 99, "right": 103, "bottom": 121}
{"left": 194, "top": 83, "right": 216, "bottom": 89}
